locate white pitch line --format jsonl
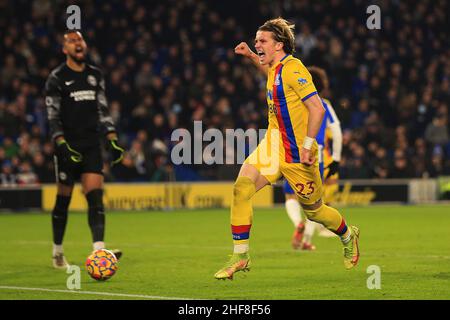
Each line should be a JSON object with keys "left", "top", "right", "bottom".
{"left": 0, "top": 286, "right": 198, "bottom": 300}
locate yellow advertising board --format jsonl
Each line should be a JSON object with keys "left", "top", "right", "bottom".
{"left": 42, "top": 182, "right": 273, "bottom": 211}
{"left": 323, "top": 182, "right": 376, "bottom": 206}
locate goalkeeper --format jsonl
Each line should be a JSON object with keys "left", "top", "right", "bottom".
{"left": 45, "top": 30, "right": 125, "bottom": 269}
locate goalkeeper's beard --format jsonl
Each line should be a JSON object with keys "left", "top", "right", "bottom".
{"left": 69, "top": 52, "right": 86, "bottom": 64}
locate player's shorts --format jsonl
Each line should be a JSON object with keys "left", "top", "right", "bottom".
{"left": 54, "top": 144, "right": 103, "bottom": 185}
{"left": 283, "top": 161, "right": 325, "bottom": 195}
{"left": 244, "top": 135, "right": 323, "bottom": 205}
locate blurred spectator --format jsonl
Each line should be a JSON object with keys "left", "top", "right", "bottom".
{"left": 128, "top": 140, "right": 148, "bottom": 179}
{"left": 16, "top": 161, "right": 38, "bottom": 185}
{"left": 295, "top": 23, "right": 316, "bottom": 59}
{"left": 350, "top": 99, "right": 370, "bottom": 129}
{"left": 150, "top": 151, "right": 173, "bottom": 182}
{"left": 32, "top": 152, "right": 53, "bottom": 183}
{"left": 389, "top": 150, "right": 414, "bottom": 179}
{"left": 427, "top": 153, "right": 444, "bottom": 178}
{"left": 111, "top": 153, "right": 141, "bottom": 182}
{"left": 1, "top": 161, "right": 17, "bottom": 186}
{"left": 424, "top": 116, "right": 449, "bottom": 147}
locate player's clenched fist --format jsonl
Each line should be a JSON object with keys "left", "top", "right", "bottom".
{"left": 300, "top": 148, "right": 315, "bottom": 166}
{"left": 234, "top": 42, "right": 252, "bottom": 57}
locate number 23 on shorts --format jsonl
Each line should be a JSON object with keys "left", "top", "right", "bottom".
{"left": 295, "top": 181, "right": 315, "bottom": 198}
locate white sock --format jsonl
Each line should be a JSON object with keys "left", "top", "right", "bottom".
{"left": 93, "top": 241, "right": 105, "bottom": 251}
{"left": 234, "top": 244, "right": 249, "bottom": 254}
{"left": 285, "top": 198, "right": 302, "bottom": 227}
{"left": 340, "top": 229, "right": 352, "bottom": 244}
{"left": 53, "top": 244, "right": 64, "bottom": 256}
{"left": 303, "top": 219, "right": 317, "bottom": 243}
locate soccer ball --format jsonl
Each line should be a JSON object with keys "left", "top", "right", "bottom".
{"left": 85, "top": 249, "right": 118, "bottom": 281}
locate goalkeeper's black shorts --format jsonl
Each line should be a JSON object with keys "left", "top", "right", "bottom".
{"left": 54, "top": 144, "right": 103, "bottom": 185}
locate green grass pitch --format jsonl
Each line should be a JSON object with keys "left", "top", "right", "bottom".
{"left": 0, "top": 205, "right": 449, "bottom": 300}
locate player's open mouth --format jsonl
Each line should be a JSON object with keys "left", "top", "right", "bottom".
{"left": 76, "top": 47, "right": 83, "bottom": 53}
{"left": 257, "top": 51, "right": 265, "bottom": 58}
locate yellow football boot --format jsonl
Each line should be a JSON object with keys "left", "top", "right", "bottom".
{"left": 214, "top": 253, "right": 251, "bottom": 280}
{"left": 343, "top": 226, "right": 360, "bottom": 269}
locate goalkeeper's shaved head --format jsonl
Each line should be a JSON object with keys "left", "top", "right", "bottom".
{"left": 62, "top": 29, "right": 87, "bottom": 64}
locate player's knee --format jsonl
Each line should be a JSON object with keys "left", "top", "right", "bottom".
{"left": 57, "top": 183, "right": 73, "bottom": 197}
{"left": 233, "top": 176, "right": 256, "bottom": 202}
{"left": 53, "top": 195, "right": 71, "bottom": 216}
{"left": 86, "top": 189, "right": 104, "bottom": 209}
{"left": 86, "top": 189, "right": 104, "bottom": 228}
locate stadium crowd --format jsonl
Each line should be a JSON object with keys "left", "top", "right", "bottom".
{"left": 0, "top": 0, "right": 449, "bottom": 185}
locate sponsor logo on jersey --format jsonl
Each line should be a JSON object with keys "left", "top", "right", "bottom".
{"left": 65, "top": 80, "right": 75, "bottom": 86}
{"left": 267, "top": 89, "right": 273, "bottom": 101}
{"left": 70, "top": 90, "right": 96, "bottom": 101}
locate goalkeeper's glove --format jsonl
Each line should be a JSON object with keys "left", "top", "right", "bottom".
{"left": 56, "top": 140, "right": 82, "bottom": 163}
{"left": 107, "top": 139, "right": 124, "bottom": 165}
{"left": 325, "top": 160, "right": 340, "bottom": 179}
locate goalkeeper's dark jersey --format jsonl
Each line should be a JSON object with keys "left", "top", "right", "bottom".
{"left": 45, "top": 63, "right": 116, "bottom": 148}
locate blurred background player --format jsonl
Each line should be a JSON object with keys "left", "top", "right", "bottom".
{"left": 284, "top": 66, "right": 343, "bottom": 249}
{"left": 215, "top": 18, "right": 359, "bottom": 280}
{"left": 45, "top": 30, "right": 125, "bottom": 269}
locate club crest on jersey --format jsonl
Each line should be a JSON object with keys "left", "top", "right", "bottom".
{"left": 267, "top": 89, "right": 273, "bottom": 101}
{"left": 87, "top": 75, "right": 97, "bottom": 86}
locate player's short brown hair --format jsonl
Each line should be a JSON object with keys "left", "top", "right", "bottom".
{"left": 307, "top": 66, "right": 329, "bottom": 93}
{"left": 258, "top": 18, "right": 295, "bottom": 55}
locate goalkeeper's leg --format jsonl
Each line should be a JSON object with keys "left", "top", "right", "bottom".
{"left": 82, "top": 172, "right": 122, "bottom": 260}
{"left": 52, "top": 183, "right": 73, "bottom": 269}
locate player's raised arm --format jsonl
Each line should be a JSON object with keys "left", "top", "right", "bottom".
{"left": 234, "top": 41, "right": 268, "bottom": 74}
